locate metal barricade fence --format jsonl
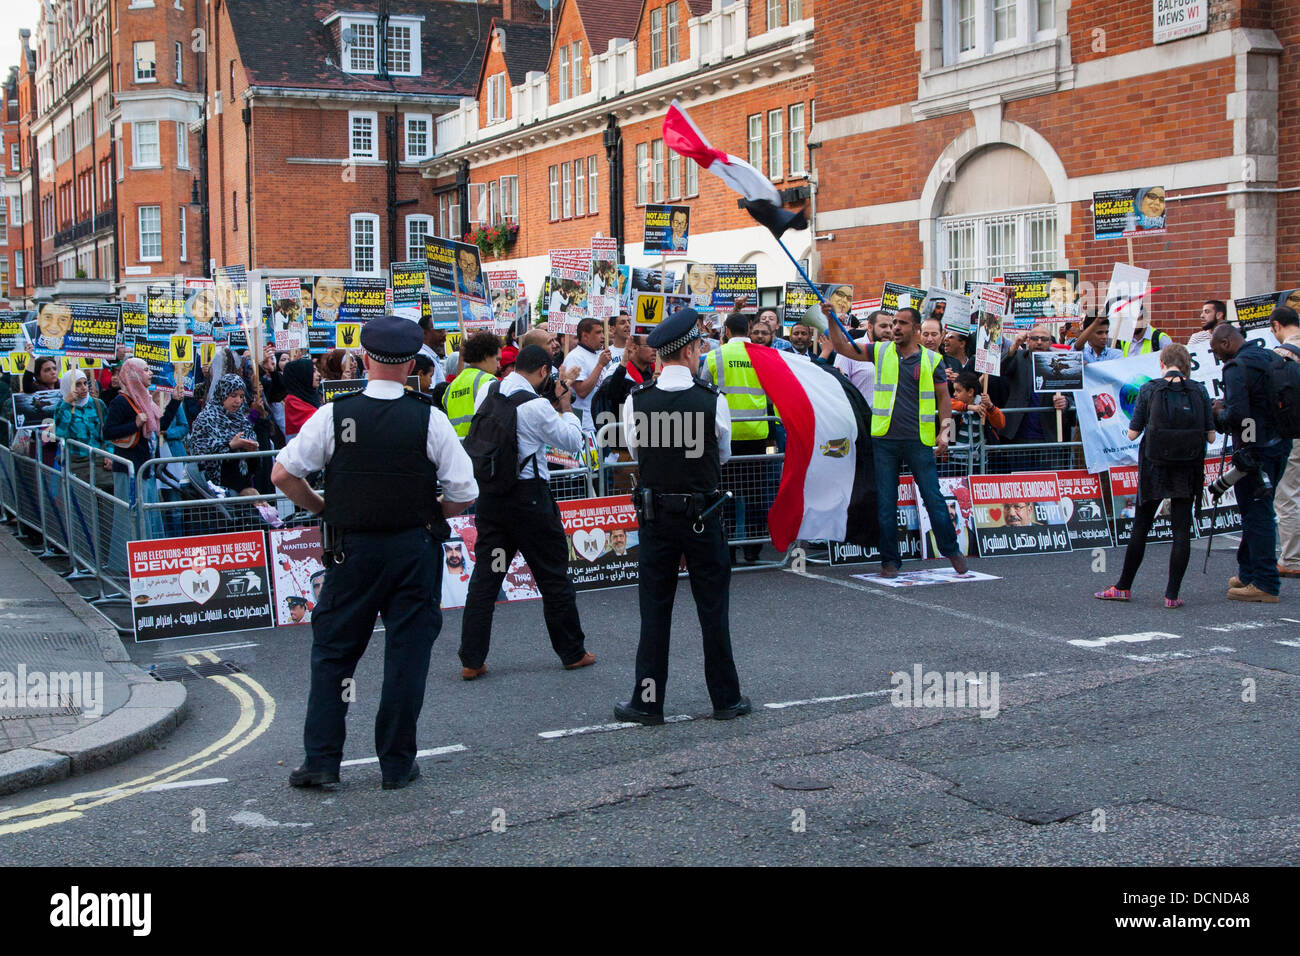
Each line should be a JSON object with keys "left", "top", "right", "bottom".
{"left": 6, "top": 426, "right": 47, "bottom": 539}
{"left": 60, "top": 439, "right": 137, "bottom": 603}
{"left": 137, "top": 450, "right": 298, "bottom": 542}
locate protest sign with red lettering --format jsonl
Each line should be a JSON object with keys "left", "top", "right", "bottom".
{"left": 1055, "top": 470, "right": 1115, "bottom": 548}
{"left": 1195, "top": 456, "right": 1242, "bottom": 536}
{"left": 269, "top": 528, "right": 325, "bottom": 626}
{"left": 558, "top": 496, "right": 639, "bottom": 590}
{"left": 969, "top": 472, "right": 1072, "bottom": 557}
{"left": 920, "top": 477, "right": 978, "bottom": 559}
{"left": 1109, "top": 465, "right": 1175, "bottom": 544}
{"left": 440, "top": 515, "right": 540, "bottom": 611}
{"left": 128, "top": 531, "right": 274, "bottom": 641}
{"left": 829, "top": 477, "right": 921, "bottom": 564}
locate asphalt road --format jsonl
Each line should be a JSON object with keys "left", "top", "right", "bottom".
{"left": 2, "top": 539, "right": 1298, "bottom": 866}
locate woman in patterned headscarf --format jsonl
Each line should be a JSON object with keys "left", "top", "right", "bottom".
{"left": 187, "top": 374, "right": 259, "bottom": 494}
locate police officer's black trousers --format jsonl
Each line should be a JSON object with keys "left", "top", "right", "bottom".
{"left": 630, "top": 510, "right": 740, "bottom": 714}
{"left": 458, "top": 480, "right": 588, "bottom": 668}
{"left": 304, "top": 527, "right": 443, "bottom": 782}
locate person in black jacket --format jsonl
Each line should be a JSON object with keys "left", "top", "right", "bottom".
{"left": 1210, "top": 324, "right": 1293, "bottom": 602}
{"left": 1095, "top": 344, "right": 1214, "bottom": 608}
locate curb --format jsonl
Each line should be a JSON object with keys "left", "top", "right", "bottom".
{"left": 0, "top": 527, "right": 189, "bottom": 797}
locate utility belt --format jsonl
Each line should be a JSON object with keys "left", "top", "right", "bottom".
{"left": 321, "top": 520, "right": 445, "bottom": 565}
{"left": 635, "top": 488, "right": 729, "bottom": 531}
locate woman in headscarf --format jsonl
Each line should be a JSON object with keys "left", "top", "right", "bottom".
{"left": 281, "top": 357, "right": 321, "bottom": 440}
{"left": 53, "top": 367, "right": 112, "bottom": 488}
{"left": 23, "top": 355, "right": 61, "bottom": 394}
{"left": 187, "top": 374, "right": 259, "bottom": 494}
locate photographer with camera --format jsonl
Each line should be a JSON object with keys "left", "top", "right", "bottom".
{"left": 1210, "top": 323, "right": 1293, "bottom": 603}
{"left": 456, "top": 345, "right": 595, "bottom": 680}
{"left": 1095, "top": 344, "right": 1215, "bottom": 608}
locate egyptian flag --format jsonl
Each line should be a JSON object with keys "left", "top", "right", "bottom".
{"left": 663, "top": 101, "right": 807, "bottom": 240}
{"left": 745, "top": 345, "right": 868, "bottom": 550}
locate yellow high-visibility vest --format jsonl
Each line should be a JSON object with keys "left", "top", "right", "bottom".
{"left": 1120, "top": 328, "right": 1166, "bottom": 357}
{"left": 869, "top": 342, "right": 940, "bottom": 446}
{"left": 705, "top": 339, "right": 769, "bottom": 442}
{"left": 443, "top": 367, "right": 494, "bottom": 437}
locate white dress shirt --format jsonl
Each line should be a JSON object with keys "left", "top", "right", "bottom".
{"left": 276, "top": 378, "right": 478, "bottom": 502}
{"left": 834, "top": 350, "right": 876, "bottom": 403}
{"left": 418, "top": 344, "right": 446, "bottom": 386}
{"left": 563, "top": 343, "right": 602, "bottom": 428}
{"left": 473, "top": 370, "right": 584, "bottom": 480}
{"left": 622, "top": 364, "right": 731, "bottom": 465}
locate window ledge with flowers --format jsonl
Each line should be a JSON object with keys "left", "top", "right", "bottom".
{"left": 466, "top": 222, "right": 519, "bottom": 259}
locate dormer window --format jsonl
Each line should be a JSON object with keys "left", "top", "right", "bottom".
{"left": 330, "top": 13, "right": 422, "bottom": 76}
{"left": 346, "top": 21, "right": 377, "bottom": 72}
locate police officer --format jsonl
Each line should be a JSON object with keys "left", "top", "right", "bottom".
{"left": 704, "top": 310, "right": 770, "bottom": 563}
{"left": 441, "top": 331, "right": 501, "bottom": 438}
{"left": 615, "top": 308, "right": 751, "bottom": 725}
{"left": 271, "top": 315, "right": 477, "bottom": 790}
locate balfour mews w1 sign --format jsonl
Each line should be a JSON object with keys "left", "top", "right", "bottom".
{"left": 1153, "top": 0, "right": 1207, "bottom": 44}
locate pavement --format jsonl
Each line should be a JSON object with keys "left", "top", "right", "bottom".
{"left": 0, "top": 522, "right": 188, "bottom": 796}
{"left": 0, "top": 528, "right": 1296, "bottom": 865}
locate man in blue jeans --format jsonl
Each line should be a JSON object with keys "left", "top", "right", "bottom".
{"left": 828, "top": 307, "right": 967, "bottom": 576}
{"left": 1211, "top": 324, "right": 1293, "bottom": 602}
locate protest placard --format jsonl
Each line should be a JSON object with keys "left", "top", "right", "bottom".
{"left": 11, "top": 389, "right": 60, "bottom": 427}
{"left": 0, "top": 311, "right": 28, "bottom": 351}
{"left": 7, "top": 350, "right": 32, "bottom": 377}
{"left": 1093, "top": 187, "right": 1167, "bottom": 239}
{"left": 29, "top": 302, "right": 119, "bottom": 359}
{"left": 183, "top": 278, "right": 218, "bottom": 339}
{"left": 644, "top": 204, "right": 689, "bottom": 253}
{"left": 119, "top": 302, "right": 146, "bottom": 346}
{"left": 632, "top": 292, "right": 666, "bottom": 335}
{"left": 973, "top": 285, "right": 1010, "bottom": 377}
{"left": 1055, "top": 470, "right": 1116, "bottom": 548}
{"left": 439, "top": 515, "right": 540, "bottom": 611}
{"left": 590, "top": 237, "right": 620, "bottom": 319}
{"left": 849, "top": 298, "right": 883, "bottom": 324}
{"left": 388, "top": 260, "right": 426, "bottom": 322}
{"left": 969, "top": 473, "right": 1072, "bottom": 557}
{"left": 128, "top": 531, "right": 275, "bottom": 642}
{"left": 559, "top": 496, "right": 639, "bottom": 590}
{"left": 682, "top": 263, "right": 758, "bottom": 313}
{"left": 921, "top": 288, "right": 972, "bottom": 334}
{"left": 169, "top": 334, "right": 194, "bottom": 364}
{"left": 1109, "top": 465, "right": 1176, "bottom": 545}
{"left": 213, "top": 264, "right": 249, "bottom": 330}
{"left": 1233, "top": 289, "right": 1300, "bottom": 331}
{"left": 132, "top": 335, "right": 196, "bottom": 393}
{"left": 1105, "top": 262, "right": 1151, "bottom": 345}
{"left": 146, "top": 285, "right": 186, "bottom": 336}
{"left": 827, "top": 478, "right": 922, "bottom": 565}
{"left": 335, "top": 323, "right": 361, "bottom": 350}
{"left": 487, "top": 269, "right": 521, "bottom": 331}
{"left": 546, "top": 248, "right": 593, "bottom": 332}
{"left": 1003, "top": 270, "right": 1081, "bottom": 323}
{"left": 919, "top": 477, "right": 977, "bottom": 559}
{"left": 881, "top": 281, "right": 928, "bottom": 315}
{"left": 269, "top": 527, "right": 326, "bottom": 627}
{"left": 1032, "top": 349, "right": 1084, "bottom": 392}
{"left": 1195, "top": 456, "right": 1243, "bottom": 537}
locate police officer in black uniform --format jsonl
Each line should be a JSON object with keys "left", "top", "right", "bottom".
{"left": 271, "top": 315, "right": 478, "bottom": 790}
{"left": 614, "top": 308, "right": 751, "bottom": 724}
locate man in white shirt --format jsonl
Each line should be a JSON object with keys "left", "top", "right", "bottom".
{"left": 271, "top": 315, "right": 477, "bottom": 791}
{"left": 562, "top": 317, "right": 610, "bottom": 430}
{"left": 458, "top": 344, "right": 596, "bottom": 680}
{"left": 1187, "top": 299, "right": 1227, "bottom": 348}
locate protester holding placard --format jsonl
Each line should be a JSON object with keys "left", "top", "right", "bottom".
{"left": 103, "top": 358, "right": 183, "bottom": 541}
{"left": 281, "top": 358, "right": 321, "bottom": 441}
{"left": 1095, "top": 344, "right": 1215, "bottom": 608}
{"left": 53, "top": 367, "right": 112, "bottom": 488}
{"left": 1000, "top": 325, "right": 1072, "bottom": 459}
{"left": 188, "top": 374, "right": 260, "bottom": 495}
{"left": 1073, "top": 313, "right": 1123, "bottom": 364}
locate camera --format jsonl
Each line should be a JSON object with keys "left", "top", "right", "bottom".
{"left": 1208, "top": 447, "right": 1273, "bottom": 499}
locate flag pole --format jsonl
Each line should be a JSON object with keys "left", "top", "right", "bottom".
{"left": 773, "top": 235, "right": 863, "bottom": 356}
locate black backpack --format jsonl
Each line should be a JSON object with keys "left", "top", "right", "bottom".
{"left": 1266, "top": 344, "right": 1300, "bottom": 440}
{"left": 1146, "top": 376, "right": 1205, "bottom": 464}
{"left": 462, "top": 381, "right": 542, "bottom": 495}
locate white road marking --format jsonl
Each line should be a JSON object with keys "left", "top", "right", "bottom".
{"left": 1201, "top": 620, "right": 1290, "bottom": 633}
{"left": 1069, "top": 632, "right": 1180, "bottom": 649}
{"left": 153, "top": 641, "right": 260, "bottom": 658}
{"left": 1275, "top": 639, "right": 1300, "bottom": 649}
{"left": 1124, "top": 646, "right": 1235, "bottom": 663}
{"left": 230, "top": 810, "right": 312, "bottom": 829}
{"left": 339, "top": 744, "right": 467, "bottom": 768}
{"left": 143, "top": 777, "right": 228, "bottom": 793}
{"left": 539, "top": 715, "right": 692, "bottom": 739}
{"left": 764, "top": 690, "right": 892, "bottom": 710}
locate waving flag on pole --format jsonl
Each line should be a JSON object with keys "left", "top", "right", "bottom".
{"left": 663, "top": 100, "right": 808, "bottom": 240}
{"left": 744, "top": 344, "right": 862, "bottom": 550}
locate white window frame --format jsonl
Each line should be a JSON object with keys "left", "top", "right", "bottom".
{"left": 942, "top": 0, "right": 1053, "bottom": 66}
{"left": 489, "top": 179, "right": 501, "bottom": 224}
{"left": 562, "top": 161, "right": 572, "bottom": 218}
{"left": 178, "top": 205, "right": 187, "bottom": 261}
{"left": 650, "top": 9, "right": 663, "bottom": 70}
{"left": 570, "top": 41, "right": 582, "bottom": 98}
{"left": 549, "top": 165, "right": 560, "bottom": 221}
{"left": 636, "top": 143, "right": 649, "bottom": 206}
{"left": 500, "top": 176, "right": 519, "bottom": 224}
{"left": 176, "top": 121, "right": 189, "bottom": 169}
{"left": 0, "top": 258, "right": 8, "bottom": 297}
{"left": 133, "top": 41, "right": 156, "bottom": 82}
{"left": 10, "top": 143, "right": 19, "bottom": 171}
{"left": 666, "top": 2, "right": 680, "bottom": 62}
{"left": 685, "top": 153, "right": 698, "bottom": 196}
{"left": 348, "top": 110, "right": 378, "bottom": 160}
{"left": 14, "top": 251, "right": 23, "bottom": 288}
{"left": 788, "top": 0, "right": 803, "bottom": 20}
{"left": 575, "top": 160, "right": 586, "bottom": 217}
{"left": 668, "top": 150, "right": 681, "bottom": 200}
{"left": 652, "top": 139, "right": 665, "bottom": 203}
{"left": 404, "top": 112, "right": 431, "bottom": 161}
{"left": 486, "top": 74, "right": 506, "bottom": 123}
{"left": 467, "top": 183, "right": 488, "bottom": 225}
{"left": 936, "top": 205, "right": 1058, "bottom": 288}
{"left": 767, "top": 108, "right": 783, "bottom": 180}
{"left": 132, "top": 120, "right": 160, "bottom": 167}
{"left": 138, "top": 205, "right": 162, "bottom": 261}
{"left": 384, "top": 21, "right": 420, "bottom": 76}
{"left": 558, "top": 47, "right": 570, "bottom": 101}
{"left": 789, "top": 103, "right": 806, "bottom": 176}
{"left": 766, "top": 0, "right": 782, "bottom": 30}
{"left": 350, "top": 212, "right": 380, "bottom": 274}
{"left": 174, "top": 40, "right": 183, "bottom": 82}
{"left": 747, "top": 114, "right": 762, "bottom": 170}
{"left": 344, "top": 19, "right": 378, "bottom": 74}
{"left": 587, "top": 157, "right": 598, "bottom": 214}
{"left": 405, "top": 214, "right": 433, "bottom": 261}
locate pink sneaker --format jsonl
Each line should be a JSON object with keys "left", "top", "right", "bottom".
{"left": 1094, "top": 586, "right": 1130, "bottom": 601}
{"left": 1164, "top": 597, "right": 1183, "bottom": 609}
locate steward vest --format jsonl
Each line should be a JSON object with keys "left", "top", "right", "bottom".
{"left": 442, "top": 367, "right": 494, "bottom": 437}
{"left": 870, "top": 343, "right": 940, "bottom": 446}
{"left": 323, "top": 391, "right": 449, "bottom": 538}
{"left": 630, "top": 382, "right": 721, "bottom": 493}
{"left": 1120, "top": 328, "right": 1167, "bottom": 357}
{"left": 704, "top": 339, "right": 769, "bottom": 442}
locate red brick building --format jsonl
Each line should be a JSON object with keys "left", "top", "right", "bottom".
{"left": 810, "top": 0, "right": 1295, "bottom": 338}
{"left": 2, "top": 48, "right": 34, "bottom": 309}
{"left": 425, "top": 0, "right": 818, "bottom": 307}
{"left": 202, "top": 0, "right": 502, "bottom": 296}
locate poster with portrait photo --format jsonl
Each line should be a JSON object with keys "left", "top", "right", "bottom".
{"left": 559, "top": 496, "right": 640, "bottom": 591}
{"left": 968, "top": 473, "right": 1072, "bottom": 557}
{"left": 1195, "top": 456, "right": 1243, "bottom": 537}
{"left": 269, "top": 527, "right": 325, "bottom": 627}
{"left": 783, "top": 282, "right": 853, "bottom": 329}
{"left": 213, "top": 264, "right": 249, "bottom": 332}
{"left": 440, "top": 515, "right": 541, "bottom": 611}
{"left": 389, "top": 261, "right": 427, "bottom": 322}
{"left": 0, "top": 311, "right": 30, "bottom": 352}
{"left": 29, "top": 302, "right": 119, "bottom": 359}
{"left": 1055, "top": 470, "right": 1115, "bottom": 548}
{"left": 1233, "top": 289, "right": 1300, "bottom": 332}
{"left": 1093, "top": 186, "right": 1167, "bottom": 240}
{"left": 973, "top": 284, "right": 1010, "bottom": 377}
{"left": 1003, "top": 270, "right": 1081, "bottom": 325}
{"left": 487, "top": 269, "right": 521, "bottom": 332}
{"left": 11, "top": 389, "right": 62, "bottom": 428}
{"left": 132, "top": 335, "right": 196, "bottom": 394}
{"left": 146, "top": 284, "right": 187, "bottom": 337}
{"left": 184, "top": 278, "right": 219, "bottom": 339}
{"left": 918, "top": 476, "right": 978, "bottom": 559}
{"left": 263, "top": 276, "right": 304, "bottom": 335}
{"left": 119, "top": 302, "right": 146, "bottom": 346}
{"left": 921, "top": 288, "right": 972, "bottom": 335}
{"left": 880, "top": 282, "right": 928, "bottom": 316}
{"left": 590, "top": 237, "right": 620, "bottom": 319}
{"left": 681, "top": 263, "right": 758, "bottom": 313}
{"left": 644, "top": 204, "right": 690, "bottom": 253}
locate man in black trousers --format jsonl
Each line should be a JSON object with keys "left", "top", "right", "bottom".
{"left": 272, "top": 315, "right": 478, "bottom": 790}
{"left": 615, "top": 307, "right": 751, "bottom": 725}
{"left": 457, "top": 345, "right": 596, "bottom": 679}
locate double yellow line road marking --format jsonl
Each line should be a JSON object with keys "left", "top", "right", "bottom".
{"left": 0, "top": 651, "right": 276, "bottom": 835}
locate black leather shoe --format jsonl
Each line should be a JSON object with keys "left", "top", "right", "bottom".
{"left": 614, "top": 701, "right": 665, "bottom": 726}
{"left": 382, "top": 763, "right": 421, "bottom": 791}
{"left": 289, "top": 765, "right": 339, "bottom": 789}
{"left": 713, "top": 696, "right": 753, "bottom": 720}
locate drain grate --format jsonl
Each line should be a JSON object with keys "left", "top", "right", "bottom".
{"left": 0, "top": 693, "right": 82, "bottom": 720}
{"left": 148, "top": 660, "right": 243, "bottom": 682}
